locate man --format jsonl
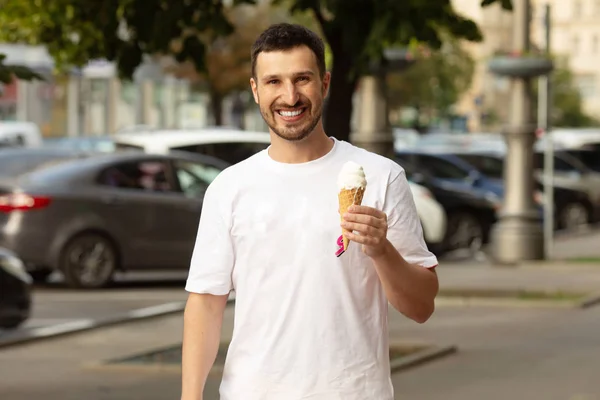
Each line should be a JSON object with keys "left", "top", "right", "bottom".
{"left": 182, "top": 23, "right": 439, "bottom": 400}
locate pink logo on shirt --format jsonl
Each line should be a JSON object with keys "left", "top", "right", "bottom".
{"left": 335, "top": 234, "right": 345, "bottom": 257}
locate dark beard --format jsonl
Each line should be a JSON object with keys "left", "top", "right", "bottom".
{"left": 262, "top": 107, "right": 322, "bottom": 142}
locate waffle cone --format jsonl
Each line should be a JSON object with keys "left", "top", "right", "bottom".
{"left": 338, "top": 187, "right": 365, "bottom": 251}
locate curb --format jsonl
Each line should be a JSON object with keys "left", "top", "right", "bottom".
{"left": 0, "top": 298, "right": 235, "bottom": 349}
{"left": 389, "top": 344, "right": 458, "bottom": 373}
{"left": 435, "top": 294, "right": 600, "bottom": 309}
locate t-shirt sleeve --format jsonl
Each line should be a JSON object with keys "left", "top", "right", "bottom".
{"left": 384, "top": 168, "right": 439, "bottom": 268}
{"left": 185, "top": 181, "right": 235, "bottom": 295}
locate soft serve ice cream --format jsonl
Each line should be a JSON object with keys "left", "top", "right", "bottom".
{"left": 337, "top": 161, "right": 367, "bottom": 251}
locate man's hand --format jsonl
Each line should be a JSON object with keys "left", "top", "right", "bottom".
{"left": 341, "top": 205, "right": 389, "bottom": 258}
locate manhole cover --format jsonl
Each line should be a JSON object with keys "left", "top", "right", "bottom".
{"left": 108, "top": 343, "right": 429, "bottom": 368}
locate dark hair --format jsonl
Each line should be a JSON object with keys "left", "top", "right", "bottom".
{"left": 251, "top": 23, "right": 326, "bottom": 79}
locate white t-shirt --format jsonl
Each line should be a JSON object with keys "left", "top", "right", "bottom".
{"left": 185, "top": 137, "right": 438, "bottom": 400}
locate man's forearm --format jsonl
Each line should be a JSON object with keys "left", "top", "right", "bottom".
{"left": 371, "top": 240, "right": 439, "bottom": 323}
{"left": 181, "top": 293, "right": 228, "bottom": 400}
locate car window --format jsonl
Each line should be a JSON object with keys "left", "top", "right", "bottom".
{"left": 565, "top": 149, "right": 600, "bottom": 171}
{"left": 97, "top": 160, "right": 174, "bottom": 192}
{"left": 173, "top": 160, "right": 222, "bottom": 197}
{"left": 533, "top": 153, "right": 581, "bottom": 173}
{"left": 173, "top": 142, "right": 269, "bottom": 165}
{"left": 419, "top": 155, "right": 470, "bottom": 179}
{"left": 459, "top": 155, "right": 504, "bottom": 179}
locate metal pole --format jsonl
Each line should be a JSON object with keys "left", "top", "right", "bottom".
{"left": 491, "top": 0, "right": 545, "bottom": 263}
{"left": 539, "top": 4, "right": 554, "bottom": 259}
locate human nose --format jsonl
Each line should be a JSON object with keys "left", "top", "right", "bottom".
{"left": 281, "top": 81, "right": 299, "bottom": 106}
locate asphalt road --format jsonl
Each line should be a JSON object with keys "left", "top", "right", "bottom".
{"left": 0, "top": 271, "right": 189, "bottom": 342}
{"left": 1, "top": 226, "right": 597, "bottom": 345}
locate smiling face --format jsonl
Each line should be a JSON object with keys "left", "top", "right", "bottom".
{"left": 250, "top": 45, "right": 330, "bottom": 142}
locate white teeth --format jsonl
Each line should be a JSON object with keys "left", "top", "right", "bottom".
{"left": 279, "top": 109, "right": 303, "bottom": 117}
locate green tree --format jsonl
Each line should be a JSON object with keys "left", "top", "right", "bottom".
{"left": 534, "top": 66, "right": 600, "bottom": 128}
{"left": 0, "top": 0, "right": 254, "bottom": 79}
{"left": 274, "top": 0, "right": 511, "bottom": 141}
{"left": 0, "top": 0, "right": 512, "bottom": 141}
{"left": 386, "top": 37, "right": 475, "bottom": 130}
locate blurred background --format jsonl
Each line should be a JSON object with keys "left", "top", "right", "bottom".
{"left": 1, "top": 0, "right": 600, "bottom": 399}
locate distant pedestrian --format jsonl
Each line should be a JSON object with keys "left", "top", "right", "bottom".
{"left": 181, "top": 23, "right": 439, "bottom": 400}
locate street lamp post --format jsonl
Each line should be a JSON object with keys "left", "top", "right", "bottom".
{"left": 488, "top": 0, "right": 553, "bottom": 263}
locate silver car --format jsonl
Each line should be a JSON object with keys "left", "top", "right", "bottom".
{"left": 0, "top": 148, "right": 229, "bottom": 289}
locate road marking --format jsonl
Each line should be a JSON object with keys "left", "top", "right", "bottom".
{"left": 33, "top": 292, "right": 188, "bottom": 302}
{"left": 31, "top": 319, "right": 96, "bottom": 337}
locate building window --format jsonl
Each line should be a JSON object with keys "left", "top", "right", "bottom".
{"left": 572, "top": 36, "right": 580, "bottom": 53}
{"left": 594, "top": 36, "right": 599, "bottom": 53}
{"left": 596, "top": 0, "right": 600, "bottom": 15}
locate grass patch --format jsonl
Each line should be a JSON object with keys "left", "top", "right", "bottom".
{"left": 438, "top": 288, "right": 586, "bottom": 301}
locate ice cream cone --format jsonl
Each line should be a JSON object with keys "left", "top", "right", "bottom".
{"left": 338, "top": 186, "right": 365, "bottom": 251}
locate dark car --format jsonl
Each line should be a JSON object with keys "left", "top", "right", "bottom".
{"left": 0, "top": 247, "right": 32, "bottom": 329}
{"left": 395, "top": 155, "right": 501, "bottom": 255}
{"left": 455, "top": 152, "right": 599, "bottom": 230}
{"left": 0, "top": 148, "right": 230, "bottom": 289}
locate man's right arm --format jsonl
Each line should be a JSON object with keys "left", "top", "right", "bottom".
{"left": 181, "top": 292, "right": 229, "bottom": 400}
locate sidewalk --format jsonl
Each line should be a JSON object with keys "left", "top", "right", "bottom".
{"left": 2, "top": 261, "right": 600, "bottom": 400}
{"left": 437, "top": 261, "right": 600, "bottom": 293}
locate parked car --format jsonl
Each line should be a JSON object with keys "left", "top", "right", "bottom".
{"left": 455, "top": 152, "right": 600, "bottom": 230}
{"left": 532, "top": 151, "right": 600, "bottom": 207}
{"left": 395, "top": 154, "right": 501, "bottom": 255}
{"left": 408, "top": 181, "right": 447, "bottom": 252}
{"left": 0, "top": 247, "right": 32, "bottom": 329}
{"left": 562, "top": 148, "right": 600, "bottom": 172}
{"left": 0, "top": 148, "right": 230, "bottom": 288}
{"left": 113, "top": 128, "right": 272, "bottom": 165}
{"left": 0, "top": 121, "right": 43, "bottom": 148}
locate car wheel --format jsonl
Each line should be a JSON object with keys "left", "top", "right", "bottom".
{"left": 558, "top": 202, "right": 590, "bottom": 231}
{"left": 445, "top": 211, "right": 485, "bottom": 255}
{"left": 60, "top": 233, "right": 117, "bottom": 289}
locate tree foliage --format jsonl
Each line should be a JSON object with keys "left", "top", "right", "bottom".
{"left": 275, "top": 0, "right": 512, "bottom": 143}
{"left": 0, "top": 0, "right": 254, "bottom": 79}
{"left": 0, "top": 0, "right": 513, "bottom": 142}
{"left": 533, "top": 66, "right": 600, "bottom": 128}
{"left": 386, "top": 37, "right": 475, "bottom": 125}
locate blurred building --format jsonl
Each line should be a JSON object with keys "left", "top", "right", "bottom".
{"left": 530, "top": 0, "right": 600, "bottom": 117}
{"left": 451, "top": 0, "right": 515, "bottom": 133}
{"left": 452, "top": 0, "right": 600, "bottom": 132}
{"left": 0, "top": 44, "right": 267, "bottom": 137}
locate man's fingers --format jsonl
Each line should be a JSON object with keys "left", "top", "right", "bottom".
{"left": 349, "top": 205, "right": 386, "bottom": 219}
{"left": 343, "top": 213, "right": 387, "bottom": 229}
{"left": 343, "top": 230, "right": 381, "bottom": 246}
{"left": 341, "top": 221, "right": 380, "bottom": 236}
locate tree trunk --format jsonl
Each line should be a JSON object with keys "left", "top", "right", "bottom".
{"left": 324, "top": 52, "right": 357, "bottom": 142}
{"left": 210, "top": 89, "right": 223, "bottom": 126}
